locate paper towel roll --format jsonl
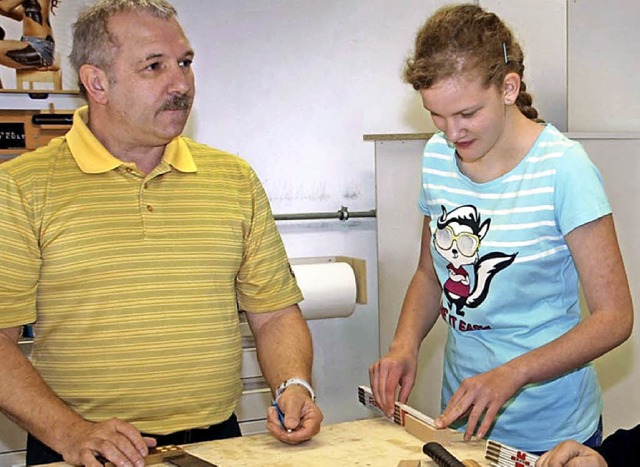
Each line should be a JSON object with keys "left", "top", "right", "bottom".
{"left": 292, "top": 262, "right": 357, "bottom": 319}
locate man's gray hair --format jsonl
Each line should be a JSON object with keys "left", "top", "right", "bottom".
{"left": 69, "top": 0, "right": 178, "bottom": 97}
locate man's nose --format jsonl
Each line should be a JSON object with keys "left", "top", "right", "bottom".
{"left": 168, "top": 64, "right": 193, "bottom": 95}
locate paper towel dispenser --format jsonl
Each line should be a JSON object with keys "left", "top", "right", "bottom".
{"left": 290, "top": 256, "right": 367, "bottom": 320}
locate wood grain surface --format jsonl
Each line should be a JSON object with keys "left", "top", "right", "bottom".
{"left": 38, "top": 418, "right": 490, "bottom": 466}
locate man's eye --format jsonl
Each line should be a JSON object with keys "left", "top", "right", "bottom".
{"left": 461, "top": 111, "right": 477, "bottom": 118}
{"left": 180, "top": 59, "right": 193, "bottom": 68}
{"left": 146, "top": 62, "right": 161, "bottom": 71}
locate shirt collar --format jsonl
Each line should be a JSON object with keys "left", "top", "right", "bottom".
{"left": 66, "top": 106, "right": 197, "bottom": 174}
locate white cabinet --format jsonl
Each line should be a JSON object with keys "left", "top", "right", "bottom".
{"left": 0, "top": 450, "right": 26, "bottom": 467}
{"left": 0, "top": 413, "right": 27, "bottom": 467}
{"left": 0, "top": 413, "right": 26, "bottom": 455}
{"left": 369, "top": 135, "right": 447, "bottom": 419}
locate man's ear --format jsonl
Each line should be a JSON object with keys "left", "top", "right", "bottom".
{"left": 503, "top": 72, "right": 521, "bottom": 105}
{"left": 79, "top": 64, "right": 109, "bottom": 104}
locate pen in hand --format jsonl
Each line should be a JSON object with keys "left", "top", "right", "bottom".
{"left": 272, "top": 401, "right": 293, "bottom": 433}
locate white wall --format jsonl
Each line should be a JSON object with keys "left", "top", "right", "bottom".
{"left": 177, "top": 0, "right": 440, "bottom": 215}
{"left": 485, "top": 0, "right": 640, "bottom": 134}
{"left": 374, "top": 139, "right": 447, "bottom": 419}
{"left": 567, "top": 1, "right": 640, "bottom": 131}
{"left": 481, "top": 0, "right": 567, "bottom": 130}
{"left": 574, "top": 137, "right": 640, "bottom": 434}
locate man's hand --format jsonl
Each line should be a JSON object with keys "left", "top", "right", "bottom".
{"left": 535, "top": 440, "right": 607, "bottom": 467}
{"left": 266, "top": 385, "right": 322, "bottom": 444}
{"left": 60, "top": 418, "right": 156, "bottom": 467}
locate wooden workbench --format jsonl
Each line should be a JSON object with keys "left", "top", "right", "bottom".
{"left": 41, "top": 417, "right": 489, "bottom": 466}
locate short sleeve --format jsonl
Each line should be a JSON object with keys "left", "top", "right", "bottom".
{"left": 418, "top": 133, "right": 452, "bottom": 218}
{"left": 554, "top": 142, "right": 611, "bottom": 236}
{"left": 0, "top": 170, "right": 41, "bottom": 328}
{"left": 235, "top": 165, "right": 303, "bottom": 313}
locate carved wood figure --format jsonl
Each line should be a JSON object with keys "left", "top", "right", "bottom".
{"left": 0, "top": 0, "right": 61, "bottom": 89}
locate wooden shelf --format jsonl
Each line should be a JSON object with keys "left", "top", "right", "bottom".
{"left": 0, "top": 109, "right": 73, "bottom": 160}
{"left": 0, "top": 89, "right": 80, "bottom": 96}
{"left": 363, "top": 132, "right": 434, "bottom": 142}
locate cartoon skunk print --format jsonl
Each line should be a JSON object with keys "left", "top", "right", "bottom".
{"left": 434, "top": 205, "right": 517, "bottom": 317}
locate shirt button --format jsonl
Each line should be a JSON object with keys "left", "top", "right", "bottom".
{"left": 125, "top": 167, "right": 133, "bottom": 173}
{"left": 143, "top": 182, "right": 149, "bottom": 189}
{"left": 146, "top": 204, "right": 154, "bottom": 212}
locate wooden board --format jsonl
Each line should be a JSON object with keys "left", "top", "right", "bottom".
{"left": 404, "top": 413, "right": 465, "bottom": 446}
{"left": 37, "top": 418, "right": 490, "bottom": 467}
{"left": 0, "top": 108, "right": 72, "bottom": 159}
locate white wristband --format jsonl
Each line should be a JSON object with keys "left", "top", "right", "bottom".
{"left": 274, "top": 377, "right": 316, "bottom": 403}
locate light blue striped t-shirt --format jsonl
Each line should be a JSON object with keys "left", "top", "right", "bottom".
{"left": 418, "top": 124, "right": 610, "bottom": 452}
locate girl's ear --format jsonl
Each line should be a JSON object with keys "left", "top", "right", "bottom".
{"left": 503, "top": 72, "right": 521, "bottom": 105}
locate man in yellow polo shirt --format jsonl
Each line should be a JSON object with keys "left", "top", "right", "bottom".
{"left": 0, "top": 1, "right": 323, "bottom": 465}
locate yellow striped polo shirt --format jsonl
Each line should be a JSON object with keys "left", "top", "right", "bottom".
{"left": 0, "top": 106, "right": 302, "bottom": 434}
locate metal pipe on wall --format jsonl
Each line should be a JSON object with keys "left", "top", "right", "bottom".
{"left": 273, "top": 206, "right": 376, "bottom": 222}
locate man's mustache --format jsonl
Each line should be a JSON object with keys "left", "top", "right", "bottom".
{"left": 158, "top": 94, "right": 192, "bottom": 112}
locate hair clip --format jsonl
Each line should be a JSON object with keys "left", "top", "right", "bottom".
{"left": 503, "top": 42, "right": 509, "bottom": 64}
